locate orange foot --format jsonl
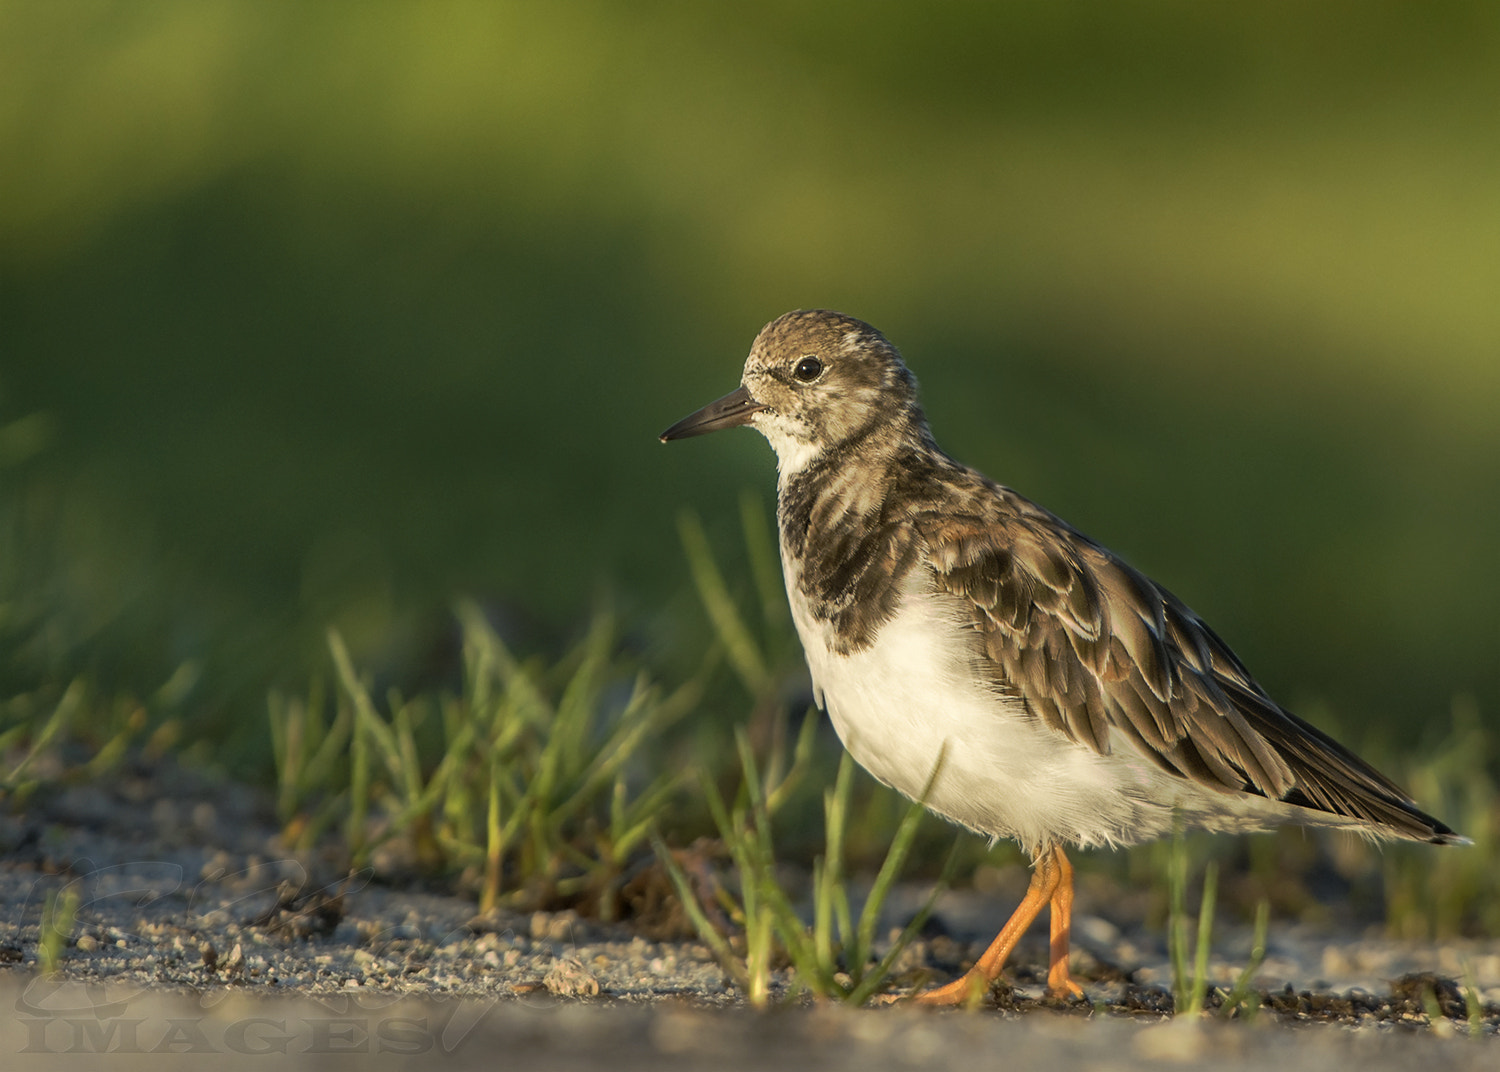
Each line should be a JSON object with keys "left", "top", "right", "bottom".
{"left": 900, "top": 845, "right": 1084, "bottom": 1007}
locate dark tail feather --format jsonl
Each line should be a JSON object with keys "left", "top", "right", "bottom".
{"left": 1225, "top": 682, "right": 1467, "bottom": 845}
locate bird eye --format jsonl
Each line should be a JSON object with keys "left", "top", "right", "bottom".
{"left": 793, "top": 356, "right": 824, "bottom": 382}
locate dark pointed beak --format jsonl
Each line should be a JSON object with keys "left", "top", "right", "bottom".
{"left": 659, "top": 384, "right": 765, "bottom": 442}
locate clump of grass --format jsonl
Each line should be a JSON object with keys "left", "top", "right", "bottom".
{"left": 1168, "top": 827, "right": 1217, "bottom": 1017}
{"left": 267, "top": 676, "right": 348, "bottom": 851}
{"left": 269, "top": 604, "right": 698, "bottom": 915}
{"left": 1166, "top": 825, "right": 1269, "bottom": 1020}
{"left": 657, "top": 718, "right": 958, "bottom": 1006}
{"left": 0, "top": 677, "right": 166, "bottom": 807}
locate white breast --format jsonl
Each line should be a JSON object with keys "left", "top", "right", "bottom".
{"left": 784, "top": 567, "right": 1303, "bottom": 856}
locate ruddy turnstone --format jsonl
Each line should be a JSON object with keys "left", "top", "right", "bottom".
{"left": 660, "top": 309, "right": 1461, "bottom": 1005}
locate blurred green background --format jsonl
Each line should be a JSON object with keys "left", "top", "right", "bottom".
{"left": 2, "top": 1, "right": 1497, "bottom": 763}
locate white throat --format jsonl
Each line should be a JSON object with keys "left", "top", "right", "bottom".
{"left": 754, "top": 420, "right": 821, "bottom": 481}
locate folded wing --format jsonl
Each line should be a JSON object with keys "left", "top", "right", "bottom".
{"left": 916, "top": 489, "right": 1457, "bottom": 844}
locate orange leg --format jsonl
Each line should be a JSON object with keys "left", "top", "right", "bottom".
{"left": 1047, "top": 847, "right": 1084, "bottom": 998}
{"left": 912, "top": 845, "right": 1082, "bottom": 1006}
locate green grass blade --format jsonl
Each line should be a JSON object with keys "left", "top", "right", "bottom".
{"left": 851, "top": 799, "right": 924, "bottom": 977}
{"left": 815, "top": 752, "right": 855, "bottom": 974}
{"left": 347, "top": 698, "right": 371, "bottom": 858}
{"left": 5, "top": 678, "right": 84, "bottom": 785}
{"left": 393, "top": 701, "right": 424, "bottom": 806}
{"left": 678, "top": 510, "right": 769, "bottom": 696}
{"left": 481, "top": 755, "right": 504, "bottom": 912}
{"left": 852, "top": 747, "right": 945, "bottom": 975}
{"left": 1186, "top": 860, "right": 1218, "bottom": 1016}
{"left": 1218, "top": 898, "right": 1269, "bottom": 1020}
{"left": 763, "top": 708, "right": 818, "bottom": 817}
{"left": 329, "top": 629, "right": 402, "bottom": 774}
{"left": 739, "top": 491, "right": 787, "bottom": 634}
{"left": 734, "top": 726, "right": 766, "bottom": 815}
{"left": 1462, "top": 959, "right": 1484, "bottom": 1039}
{"left": 610, "top": 775, "right": 685, "bottom": 864}
{"left": 38, "top": 885, "right": 80, "bottom": 976}
{"left": 850, "top": 833, "right": 964, "bottom": 1006}
{"left": 1169, "top": 823, "right": 1188, "bottom": 1008}
{"left": 652, "top": 833, "right": 750, "bottom": 992}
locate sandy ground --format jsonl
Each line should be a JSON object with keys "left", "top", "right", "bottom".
{"left": 2, "top": 756, "right": 1497, "bottom": 1069}
{"left": 4, "top": 974, "right": 1500, "bottom": 1072}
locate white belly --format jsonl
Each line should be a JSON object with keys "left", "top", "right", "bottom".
{"left": 786, "top": 570, "right": 1298, "bottom": 855}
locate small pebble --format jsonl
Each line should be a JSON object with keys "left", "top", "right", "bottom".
{"left": 544, "top": 956, "right": 601, "bottom": 997}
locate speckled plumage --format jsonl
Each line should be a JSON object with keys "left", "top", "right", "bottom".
{"left": 661, "top": 309, "right": 1460, "bottom": 1001}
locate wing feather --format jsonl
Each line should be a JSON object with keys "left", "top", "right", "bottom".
{"left": 914, "top": 486, "right": 1450, "bottom": 839}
